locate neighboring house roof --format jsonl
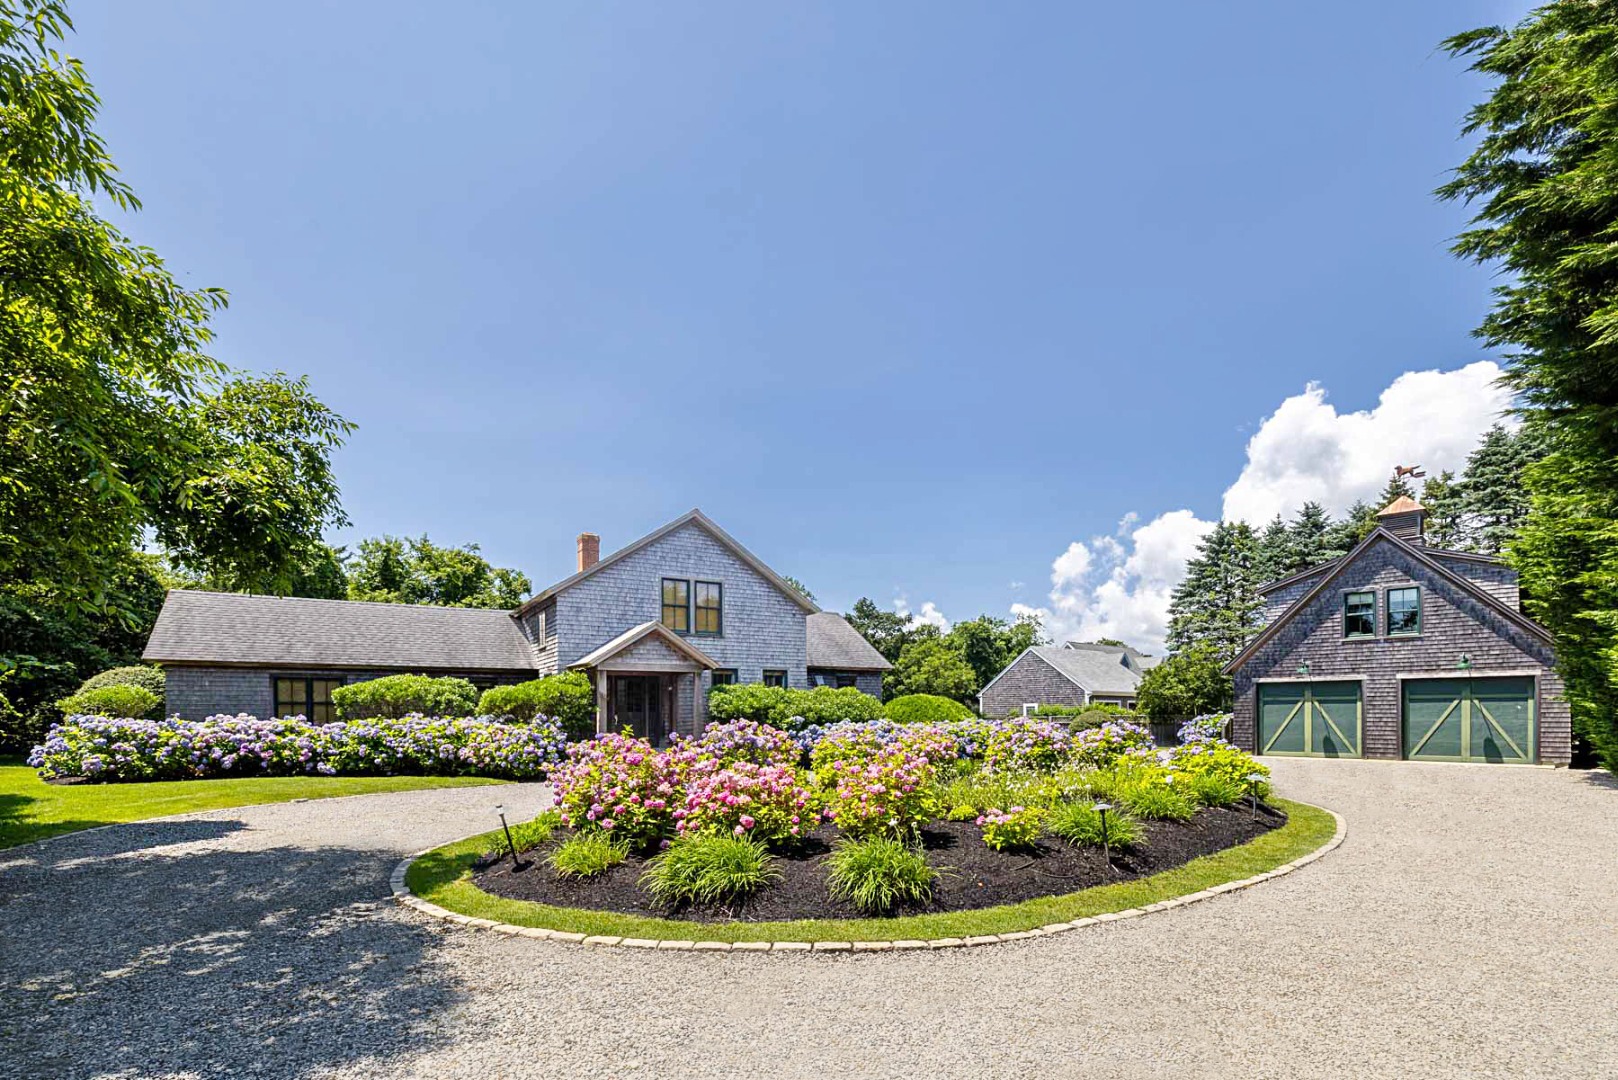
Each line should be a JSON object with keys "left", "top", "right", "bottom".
{"left": 568, "top": 621, "right": 720, "bottom": 670}
{"left": 1062, "top": 640, "right": 1160, "bottom": 672}
{"left": 514, "top": 509, "right": 819, "bottom": 618}
{"left": 979, "top": 644, "right": 1146, "bottom": 701}
{"left": 142, "top": 590, "right": 536, "bottom": 671}
{"left": 806, "top": 612, "right": 893, "bottom": 671}
{"left": 1224, "top": 527, "right": 1553, "bottom": 674}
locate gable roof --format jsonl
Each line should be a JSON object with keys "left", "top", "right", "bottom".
{"left": 514, "top": 509, "right": 819, "bottom": 618}
{"left": 807, "top": 612, "right": 893, "bottom": 671}
{"left": 568, "top": 621, "right": 720, "bottom": 670}
{"left": 1063, "top": 640, "right": 1160, "bottom": 672}
{"left": 1256, "top": 545, "right": 1506, "bottom": 595}
{"left": 143, "top": 590, "right": 536, "bottom": 672}
{"left": 1225, "top": 527, "right": 1553, "bottom": 674}
{"left": 979, "top": 644, "right": 1146, "bottom": 701}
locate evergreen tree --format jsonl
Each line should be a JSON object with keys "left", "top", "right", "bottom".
{"left": 1288, "top": 502, "right": 1336, "bottom": 569}
{"left": 1459, "top": 427, "right": 1544, "bottom": 555}
{"left": 1420, "top": 470, "right": 1466, "bottom": 550}
{"left": 1373, "top": 471, "right": 1417, "bottom": 509}
{"left": 1165, "top": 521, "right": 1262, "bottom": 664}
{"left": 1323, "top": 500, "right": 1378, "bottom": 554}
{"left": 1253, "top": 516, "right": 1292, "bottom": 583}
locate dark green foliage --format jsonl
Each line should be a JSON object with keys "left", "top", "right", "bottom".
{"left": 943, "top": 614, "right": 1046, "bottom": 695}
{"left": 1135, "top": 644, "right": 1233, "bottom": 722}
{"left": 329, "top": 674, "right": 479, "bottom": 719}
{"left": 843, "top": 598, "right": 913, "bottom": 665}
{"left": 477, "top": 673, "right": 595, "bottom": 737}
{"left": 640, "top": 835, "right": 779, "bottom": 906}
{"left": 706, "top": 683, "right": 883, "bottom": 728}
{"left": 782, "top": 576, "right": 816, "bottom": 604}
{"left": 884, "top": 693, "right": 973, "bottom": 724}
{"left": 1420, "top": 471, "right": 1466, "bottom": 550}
{"left": 1458, "top": 427, "right": 1547, "bottom": 555}
{"left": 1047, "top": 801, "right": 1144, "bottom": 849}
{"left": 1165, "top": 521, "right": 1262, "bottom": 665}
{"left": 75, "top": 665, "right": 165, "bottom": 699}
{"left": 346, "top": 535, "right": 530, "bottom": 609}
{"left": 887, "top": 636, "right": 979, "bottom": 702}
{"left": 56, "top": 684, "right": 160, "bottom": 720}
{"left": 547, "top": 832, "right": 628, "bottom": 879}
{"left": 1438, "top": 4, "right": 1618, "bottom": 771}
{"left": 824, "top": 836, "right": 937, "bottom": 914}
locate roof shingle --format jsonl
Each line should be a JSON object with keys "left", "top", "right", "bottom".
{"left": 806, "top": 613, "right": 892, "bottom": 671}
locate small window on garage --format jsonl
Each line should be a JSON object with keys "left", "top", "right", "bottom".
{"left": 1387, "top": 586, "right": 1420, "bottom": 636}
{"left": 1344, "top": 591, "right": 1376, "bottom": 638}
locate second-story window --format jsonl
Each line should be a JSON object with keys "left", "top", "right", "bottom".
{"left": 1387, "top": 587, "right": 1421, "bottom": 635}
{"left": 694, "top": 581, "right": 722, "bottom": 635}
{"left": 1344, "top": 591, "right": 1376, "bottom": 638}
{"left": 661, "top": 578, "right": 690, "bottom": 633}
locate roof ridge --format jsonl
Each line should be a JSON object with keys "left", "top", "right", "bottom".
{"left": 168, "top": 589, "right": 520, "bottom": 616}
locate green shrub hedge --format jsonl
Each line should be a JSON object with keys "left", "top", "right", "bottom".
{"left": 706, "top": 684, "right": 882, "bottom": 728}
{"left": 56, "top": 684, "right": 161, "bottom": 720}
{"left": 330, "top": 674, "right": 479, "bottom": 719}
{"left": 477, "top": 672, "right": 595, "bottom": 738}
{"left": 76, "top": 665, "right": 166, "bottom": 700}
{"left": 883, "top": 693, "right": 972, "bottom": 724}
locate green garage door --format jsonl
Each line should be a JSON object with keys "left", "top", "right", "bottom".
{"left": 1403, "top": 677, "right": 1535, "bottom": 764}
{"left": 1257, "top": 681, "right": 1362, "bottom": 758}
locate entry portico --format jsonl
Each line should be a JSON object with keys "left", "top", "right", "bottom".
{"left": 569, "top": 621, "right": 719, "bottom": 743}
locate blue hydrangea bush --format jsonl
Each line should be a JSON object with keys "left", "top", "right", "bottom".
{"left": 28, "top": 714, "right": 568, "bottom": 782}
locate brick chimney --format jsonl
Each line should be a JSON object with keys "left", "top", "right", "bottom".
{"left": 576, "top": 532, "right": 600, "bottom": 572}
{"left": 1376, "top": 496, "right": 1426, "bottom": 545}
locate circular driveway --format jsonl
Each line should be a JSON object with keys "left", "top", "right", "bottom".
{"left": 2, "top": 760, "right": 1616, "bottom": 1079}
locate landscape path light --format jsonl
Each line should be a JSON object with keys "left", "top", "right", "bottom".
{"left": 1093, "top": 801, "right": 1114, "bottom": 871}
{"left": 495, "top": 803, "right": 527, "bottom": 868}
{"left": 1246, "top": 773, "right": 1266, "bottom": 820}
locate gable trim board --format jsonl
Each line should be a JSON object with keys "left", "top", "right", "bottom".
{"left": 1226, "top": 526, "right": 1568, "bottom": 766}
{"left": 514, "top": 509, "right": 818, "bottom": 618}
{"left": 569, "top": 621, "right": 721, "bottom": 672}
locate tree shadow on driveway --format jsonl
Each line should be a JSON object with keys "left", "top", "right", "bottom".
{"left": 0, "top": 819, "right": 459, "bottom": 1078}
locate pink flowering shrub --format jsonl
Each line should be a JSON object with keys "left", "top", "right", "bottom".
{"left": 808, "top": 721, "right": 960, "bottom": 784}
{"left": 978, "top": 806, "right": 1044, "bottom": 851}
{"left": 684, "top": 719, "right": 800, "bottom": 768}
{"left": 673, "top": 762, "right": 819, "bottom": 844}
{"left": 979, "top": 719, "right": 1072, "bottom": 772}
{"left": 822, "top": 744, "right": 939, "bottom": 838}
{"left": 550, "top": 732, "right": 682, "bottom": 845}
{"left": 1068, "top": 720, "right": 1154, "bottom": 769}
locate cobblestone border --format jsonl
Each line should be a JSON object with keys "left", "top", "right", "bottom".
{"left": 390, "top": 808, "right": 1345, "bottom": 952}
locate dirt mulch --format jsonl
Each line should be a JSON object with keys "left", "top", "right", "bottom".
{"left": 469, "top": 803, "right": 1286, "bottom": 924}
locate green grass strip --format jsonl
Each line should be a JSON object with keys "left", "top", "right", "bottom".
{"left": 406, "top": 798, "right": 1336, "bottom": 943}
{"left": 0, "top": 759, "right": 507, "bottom": 850}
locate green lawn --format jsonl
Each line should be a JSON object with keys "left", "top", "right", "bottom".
{"left": 0, "top": 758, "right": 506, "bottom": 850}
{"left": 407, "top": 798, "right": 1337, "bottom": 943}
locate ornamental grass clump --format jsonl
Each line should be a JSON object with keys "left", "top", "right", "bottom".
{"left": 822, "top": 744, "right": 939, "bottom": 838}
{"left": 1181, "top": 771, "right": 1244, "bottom": 808}
{"left": 547, "top": 831, "right": 629, "bottom": 879}
{"left": 549, "top": 732, "right": 681, "bottom": 846}
{"left": 673, "top": 762, "right": 820, "bottom": 844}
{"left": 825, "top": 835, "right": 937, "bottom": 914}
{"left": 977, "top": 806, "right": 1044, "bottom": 851}
{"left": 683, "top": 719, "right": 800, "bottom": 768}
{"left": 1118, "top": 776, "right": 1197, "bottom": 822}
{"left": 640, "top": 834, "right": 779, "bottom": 907}
{"left": 1048, "top": 801, "right": 1144, "bottom": 850}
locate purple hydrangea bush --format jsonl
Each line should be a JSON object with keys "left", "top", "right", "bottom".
{"left": 1177, "top": 713, "right": 1231, "bottom": 745}
{"left": 28, "top": 714, "right": 568, "bottom": 782}
{"left": 1068, "top": 720, "right": 1155, "bottom": 769}
{"left": 678, "top": 719, "right": 800, "bottom": 769}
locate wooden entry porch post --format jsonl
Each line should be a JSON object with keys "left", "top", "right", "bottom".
{"left": 594, "top": 669, "right": 608, "bottom": 735}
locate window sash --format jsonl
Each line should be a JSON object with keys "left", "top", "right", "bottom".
{"left": 661, "top": 578, "right": 690, "bottom": 633}
{"left": 763, "top": 670, "right": 787, "bottom": 688}
{"left": 694, "top": 581, "right": 722, "bottom": 636}
{"left": 276, "top": 676, "right": 343, "bottom": 721}
{"left": 1344, "top": 592, "right": 1376, "bottom": 637}
{"left": 711, "top": 669, "right": 737, "bottom": 687}
{"left": 1387, "top": 587, "right": 1420, "bottom": 635}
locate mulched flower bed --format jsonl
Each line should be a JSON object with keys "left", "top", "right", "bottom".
{"left": 470, "top": 803, "right": 1287, "bottom": 923}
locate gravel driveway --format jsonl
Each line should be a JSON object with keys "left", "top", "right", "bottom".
{"left": 2, "top": 761, "right": 1615, "bottom": 1080}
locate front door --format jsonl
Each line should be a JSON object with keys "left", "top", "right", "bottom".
{"left": 1257, "top": 681, "right": 1362, "bottom": 758}
{"left": 610, "top": 675, "right": 665, "bottom": 743}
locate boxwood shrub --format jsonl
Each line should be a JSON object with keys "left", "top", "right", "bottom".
{"left": 477, "top": 672, "right": 595, "bottom": 738}
{"left": 75, "top": 665, "right": 167, "bottom": 700}
{"left": 706, "top": 684, "right": 881, "bottom": 729}
{"left": 330, "top": 674, "right": 479, "bottom": 719}
{"left": 56, "top": 684, "right": 161, "bottom": 721}
{"left": 883, "top": 693, "right": 972, "bottom": 724}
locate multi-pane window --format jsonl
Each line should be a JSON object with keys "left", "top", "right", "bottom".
{"left": 660, "top": 578, "right": 690, "bottom": 633}
{"left": 711, "top": 669, "right": 737, "bottom": 687}
{"left": 763, "top": 670, "right": 788, "bottom": 688}
{"left": 1387, "top": 587, "right": 1421, "bottom": 635}
{"left": 275, "top": 677, "right": 343, "bottom": 722}
{"left": 694, "top": 581, "right": 723, "bottom": 635}
{"left": 1344, "top": 591, "right": 1376, "bottom": 638}
{"left": 834, "top": 673, "right": 857, "bottom": 689}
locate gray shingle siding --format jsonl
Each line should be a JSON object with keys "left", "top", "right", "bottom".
{"left": 520, "top": 600, "right": 559, "bottom": 675}
{"left": 162, "top": 665, "right": 530, "bottom": 720}
{"left": 1428, "top": 553, "right": 1520, "bottom": 608}
{"left": 1231, "top": 539, "right": 1569, "bottom": 765}
{"left": 980, "top": 652, "right": 1086, "bottom": 718}
{"left": 552, "top": 521, "right": 809, "bottom": 737}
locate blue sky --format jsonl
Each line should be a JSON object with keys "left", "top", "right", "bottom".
{"left": 74, "top": 1, "right": 1531, "bottom": 646}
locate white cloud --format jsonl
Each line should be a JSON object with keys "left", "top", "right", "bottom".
{"left": 1015, "top": 363, "right": 1513, "bottom": 655}
{"left": 1221, "top": 361, "right": 1514, "bottom": 524}
{"left": 893, "top": 595, "right": 950, "bottom": 633}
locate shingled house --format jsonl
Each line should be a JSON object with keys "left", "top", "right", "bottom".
{"left": 143, "top": 509, "right": 890, "bottom": 741}
{"left": 1224, "top": 496, "right": 1569, "bottom": 765}
{"left": 978, "top": 641, "right": 1159, "bottom": 718}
